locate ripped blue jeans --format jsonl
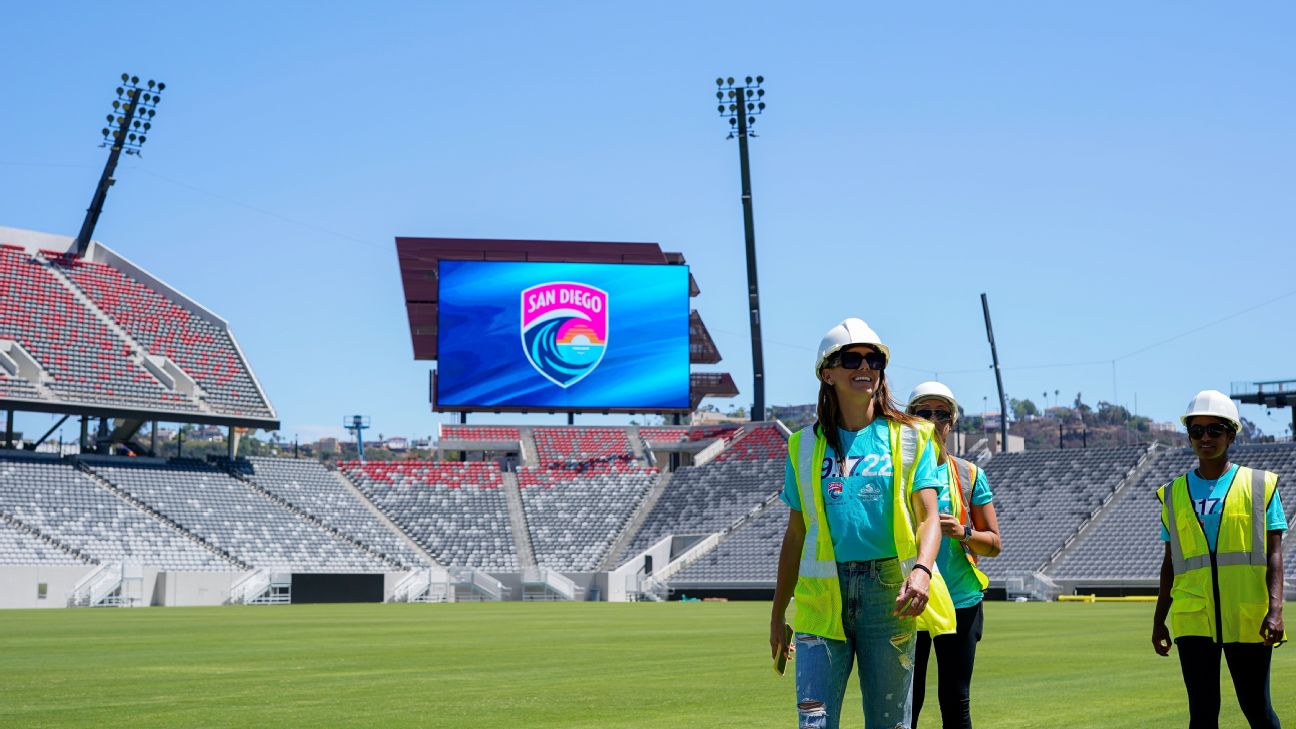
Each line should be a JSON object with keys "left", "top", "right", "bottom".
{"left": 794, "top": 559, "right": 917, "bottom": 729}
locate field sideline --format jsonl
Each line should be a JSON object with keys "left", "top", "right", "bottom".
{"left": 0, "top": 601, "right": 1291, "bottom": 728}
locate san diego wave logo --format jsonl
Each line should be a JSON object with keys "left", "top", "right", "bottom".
{"left": 825, "top": 479, "right": 844, "bottom": 501}
{"left": 520, "top": 282, "right": 608, "bottom": 388}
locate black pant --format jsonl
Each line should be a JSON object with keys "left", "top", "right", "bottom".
{"left": 912, "top": 602, "right": 984, "bottom": 729}
{"left": 1177, "top": 637, "right": 1281, "bottom": 729}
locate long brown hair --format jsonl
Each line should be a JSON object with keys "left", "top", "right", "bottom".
{"left": 814, "top": 371, "right": 918, "bottom": 458}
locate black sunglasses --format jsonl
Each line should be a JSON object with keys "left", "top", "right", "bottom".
{"left": 826, "top": 350, "right": 887, "bottom": 371}
{"left": 914, "top": 408, "right": 953, "bottom": 423}
{"left": 1188, "top": 423, "right": 1233, "bottom": 440}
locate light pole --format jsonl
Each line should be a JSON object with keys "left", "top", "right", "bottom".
{"left": 344, "top": 415, "right": 371, "bottom": 463}
{"left": 74, "top": 74, "right": 165, "bottom": 256}
{"left": 716, "top": 75, "right": 767, "bottom": 421}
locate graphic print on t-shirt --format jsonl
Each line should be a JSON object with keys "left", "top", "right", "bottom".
{"left": 822, "top": 453, "right": 892, "bottom": 503}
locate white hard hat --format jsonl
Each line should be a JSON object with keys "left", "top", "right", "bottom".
{"left": 815, "top": 318, "right": 889, "bottom": 376}
{"left": 1180, "top": 389, "right": 1241, "bottom": 431}
{"left": 908, "top": 381, "right": 958, "bottom": 420}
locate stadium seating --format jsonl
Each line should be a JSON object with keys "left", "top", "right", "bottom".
{"left": 0, "top": 455, "right": 233, "bottom": 570}
{"left": 517, "top": 468, "right": 657, "bottom": 571}
{"left": 88, "top": 459, "right": 387, "bottom": 572}
{"left": 0, "top": 518, "right": 87, "bottom": 565}
{"left": 624, "top": 455, "right": 784, "bottom": 559}
{"left": 234, "top": 457, "right": 429, "bottom": 569}
{"left": 0, "top": 372, "right": 41, "bottom": 401}
{"left": 439, "top": 425, "right": 521, "bottom": 441}
{"left": 340, "top": 461, "right": 518, "bottom": 571}
{"left": 52, "top": 256, "right": 272, "bottom": 419}
{"left": 713, "top": 424, "right": 787, "bottom": 462}
{"left": 670, "top": 501, "right": 786, "bottom": 583}
{"left": 0, "top": 246, "right": 188, "bottom": 409}
{"left": 638, "top": 427, "right": 688, "bottom": 444}
{"left": 977, "top": 446, "right": 1150, "bottom": 578}
{"left": 1050, "top": 444, "right": 1296, "bottom": 581}
{"left": 531, "top": 427, "right": 638, "bottom": 472}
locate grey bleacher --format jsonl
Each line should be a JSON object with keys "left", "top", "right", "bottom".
{"left": 236, "top": 457, "right": 428, "bottom": 569}
{"left": 0, "top": 518, "right": 88, "bottom": 565}
{"left": 344, "top": 463, "right": 518, "bottom": 571}
{"left": 1051, "top": 444, "right": 1296, "bottom": 581}
{"left": 670, "top": 502, "right": 787, "bottom": 584}
{"left": 625, "top": 458, "right": 784, "bottom": 558}
{"left": 89, "top": 460, "right": 388, "bottom": 572}
{"left": 519, "top": 470, "right": 656, "bottom": 572}
{"left": 977, "top": 445, "right": 1150, "bottom": 578}
{"left": 0, "top": 455, "right": 232, "bottom": 570}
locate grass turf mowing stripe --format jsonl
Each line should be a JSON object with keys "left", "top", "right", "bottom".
{"left": 0, "top": 601, "right": 1290, "bottom": 728}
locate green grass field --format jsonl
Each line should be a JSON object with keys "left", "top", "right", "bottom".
{"left": 0, "top": 601, "right": 1290, "bottom": 728}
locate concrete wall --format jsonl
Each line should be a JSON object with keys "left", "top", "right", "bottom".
{"left": 0, "top": 565, "right": 96, "bottom": 608}
{"left": 606, "top": 535, "right": 673, "bottom": 602}
{"left": 151, "top": 571, "right": 242, "bottom": 606}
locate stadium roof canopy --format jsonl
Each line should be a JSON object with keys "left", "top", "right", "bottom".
{"left": 0, "top": 226, "right": 279, "bottom": 431}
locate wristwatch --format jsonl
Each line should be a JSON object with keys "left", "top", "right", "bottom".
{"left": 959, "top": 524, "right": 974, "bottom": 543}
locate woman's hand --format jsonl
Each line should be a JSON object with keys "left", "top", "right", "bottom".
{"left": 771, "top": 615, "right": 794, "bottom": 661}
{"left": 893, "top": 567, "right": 931, "bottom": 617}
{"left": 938, "top": 514, "right": 964, "bottom": 539}
{"left": 1152, "top": 622, "right": 1172, "bottom": 656}
{"left": 1260, "top": 608, "right": 1284, "bottom": 647}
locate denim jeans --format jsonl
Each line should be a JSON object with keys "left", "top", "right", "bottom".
{"left": 794, "top": 559, "right": 918, "bottom": 729}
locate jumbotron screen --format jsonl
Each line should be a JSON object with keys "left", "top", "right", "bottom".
{"left": 435, "top": 260, "right": 691, "bottom": 411}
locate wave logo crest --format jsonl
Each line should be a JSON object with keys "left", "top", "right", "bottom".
{"left": 520, "top": 282, "right": 609, "bottom": 388}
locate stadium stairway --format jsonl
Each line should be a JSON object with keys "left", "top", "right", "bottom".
{"left": 601, "top": 469, "right": 674, "bottom": 570}
{"left": 625, "top": 428, "right": 648, "bottom": 464}
{"left": 38, "top": 255, "right": 214, "bottom": 415}
{"left": 1039, "top": 444, "right": 1164, "bottom": 577}
{"left": 72, "top": 460, "right": 252, "bottom": 569}
{"left": 501, "top": 471, "right": 537, "bottom": 568}
{"left": 0, "top": 510, "right": 94, "bottom": 564}
{"left": 519, "top": 428, "right": 541, "bottom": 468}
{"left": 323, "top": 467, "right": 439, "bottom": 567}
{"left": 223, "top": 462, "right": 410, "bottom": 571}
{"left": 654, "top": 492, "right": 784, "bottom": 591}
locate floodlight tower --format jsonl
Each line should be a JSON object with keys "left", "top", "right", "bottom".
{"left": 73, "top": 74, "right": 165, "bottom": 257}
{"left": 344, "top": 415, "right": 371, "bottom": 462}
{"left": 715, "top": 75, "right": 767, "bottom": 421}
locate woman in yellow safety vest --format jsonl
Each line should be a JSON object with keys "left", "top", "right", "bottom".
{"left": 906, "top": 382, "right": 1002, "bottom": 729}
{"left": 771, "top": 318, "right": 953, "bottom": 729}
{"left": 1152, "top": 389, "right": 1286, "bottom": 729}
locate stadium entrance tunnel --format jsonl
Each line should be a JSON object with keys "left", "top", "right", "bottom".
{"left": 291, "top": 573, "right": 384, "bottom": 604}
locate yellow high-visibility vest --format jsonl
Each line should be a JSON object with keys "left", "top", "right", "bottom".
{"left": 1157, "top": 467, "right": 1283, "bottom": 643}
{"left": 788, "top": 420, "right": 957, "bottom": 640}
{"left": 947, "top": 456, "right": 990, "bottom": 592}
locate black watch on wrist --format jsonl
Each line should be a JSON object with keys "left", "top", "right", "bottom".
{"left": 959, "top": 524, "right": 974, "bottom": 543}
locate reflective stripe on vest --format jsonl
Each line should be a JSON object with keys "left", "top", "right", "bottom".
{"left": 945, "top": 455, "right": 990, "bottom": 587}
{"left": 789, "top": 421, "right": 957, "bottom": 639}
{"left": 1165, "top": 468, "right": 1269, "bottom": 575}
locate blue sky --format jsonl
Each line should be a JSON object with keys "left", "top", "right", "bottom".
{"left": 3, "top": 2, "right": 1294, "bottom": 444}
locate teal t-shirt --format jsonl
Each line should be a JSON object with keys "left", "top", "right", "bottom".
{"left": 933, "top": 461, "right": 994, "bottom": 609}
{"left": 1159, "top": 465, "right": 1287, "bottom": 552}
{"left": 781, "top": 421, "right": 940, "bottom": 561}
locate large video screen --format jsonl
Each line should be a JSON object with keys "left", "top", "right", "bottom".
{"left": 435, "top": 260, "right": 691, "bottom": 411}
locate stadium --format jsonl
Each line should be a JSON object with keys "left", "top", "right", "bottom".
{"left": 2, "top": 220, "right": 1293, "bottom": 725}
{"left": 4, "top": 11, "right": 1296, "bottom": 725}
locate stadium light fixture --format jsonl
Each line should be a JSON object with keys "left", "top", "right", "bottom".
{"left": 713, "top": 75, "right": 768, "bottom": 421}
{"left": 74, "top": 73, "right": 167, "bottom": 257}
